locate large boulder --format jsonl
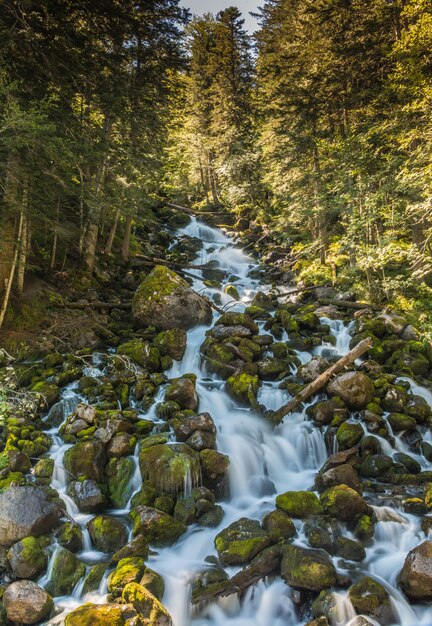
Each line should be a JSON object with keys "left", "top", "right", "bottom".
{"left": 0, "top": 486, "right": 62, "bottom": 547}
{"left": 7, "top": 536, "right": 47, "bottom": 579}
{"left": 3, "top": 580, "right": 53, "bottom": 624}
{"left": 281, "top": 544, "right": 337, "bottom": 591}
{"left": 87, "top": 515, "right": 129, "bottom": 553}
{"left": 63, "top": 440, "right": 106, "bottom": 482}
{"left": 327, "top": 372, "right": 374, "bottom": 409}
{"left": 399, "top": 541, "right": 432, "bottom": 599}
{"left": 320, "top": 484, "right": 369, "bottom": 522}
{"left": 215, "top": 518, "right": 271, "bottom": 566}
{"left": 349, "top": 577, "right": 394, "bottom": 624}
{"left": 130, "top": 506, "right": 186, "bottom": 546}
{"left": 65, "top": 603, "right": 127, "bottom": 626}
{"left": 139, "top": 443, "right": 200, "bottom": 494}
{"left": 132, "top": 265, "right": 212, "bottom": 331}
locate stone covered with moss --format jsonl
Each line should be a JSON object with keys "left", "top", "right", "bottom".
{"left": 281, "top": 543, "right": 337, "bottom": 591}
{"left": 214, "top": 517, "right": 271, "bottom": 566}
{"left": 276, "top": 490, "right": 322, "bottom": 518}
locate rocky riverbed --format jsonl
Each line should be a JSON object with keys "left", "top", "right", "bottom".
{"left": 0, "top": 213, "right": 432, "bottom": 626}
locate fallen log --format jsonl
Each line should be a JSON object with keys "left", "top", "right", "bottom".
{"left": 317, "top": 297, "right": 381, "bottom": 311}
{"left": 272, "top": 336, "right": 373, "bottom": 423}
{"left": 167, "top": 202, "right": 228, "bottom": 217}
{"left": 57, "top": 301, "right": 131, "bottom": 310}
{"left": 279, "top": 283, "right": 330, "bottom": 299}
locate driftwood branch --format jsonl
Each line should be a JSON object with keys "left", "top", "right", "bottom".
{"left": 272, "top": 337, "right": 373, "bottom": 423}
{"left": 317, "top": 298, "right": 381, "bottom": 311}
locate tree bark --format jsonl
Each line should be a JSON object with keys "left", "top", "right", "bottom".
{"left": 271, "top": 337, "right": 373, "bottom": 423}
{"left": 105, "top": 206, "right": 120, "bottom": 255}
{"left": 50, "top": 199, "right": 60, "bottom": 271}
{"left": 16, "top": 179, "right": 29, "bottom": 295}
{"left": 0, "top": 211, "right": 24, "bottom": 329}
{"left": 122, "top": 213, "right": 132, "bottom": 262}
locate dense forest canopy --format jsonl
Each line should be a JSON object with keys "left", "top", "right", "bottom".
{"left": 0, "top": 0, "right": 431, "bottom": 333}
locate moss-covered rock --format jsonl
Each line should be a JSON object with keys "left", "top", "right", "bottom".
{"left": 360, "top": 454, "right": 393, "bottom": 478}
{"left": 132, "top": 265, "right": 212, "bottom": 331}
{"left": 87, "top": 515, "right": 128, "bottom": 553}
{"left": 107, "top": 557, "right": 147, "bottom": 597}
{"left": 68, "top": 479, "right": 106, "bottom": 513}
{"left": 117, "top": 339, "right": 160, "bottom": 371}
{"left": 387, "top": 412, "right": 417, "bottom": 432}
{"left": 215, "top": 312, "right": 259, "bottom": 334}
{"left": 225, "top": 371, "right": 260, "bottom": 406}
{"left": 63, "top": 441, "right": 106, "bottom": 482}
{"left": 165, "top": 376, "right": 198, "bottom": 411}
{"left": 130, "top": 505, "right": 186, "bottom": 546}
{"left": 82, "top": 563, "right": 109, "bottom": 594}
{"left": 154, "top": 328, "right": 187, "bottom": 361}
{"left": 112, "top": 535, "right": 149, "bottom": 562}
{"left": 199, "top": 449, "right": 230, "bottom": 498}
{"left": 335, "top": 536, "right": 365, "bottom": 562}
{"left": 215, "top": 518, "right": 271, "bottom": 566}
{"left": 276, "top": 491, "right": 322, "bottom": 518}
{"left": 46, "top": 547, "right": 86, "bottom": 596}
{"left": 7, "top": 536, "right": 47, "bottom": 579}
{"left": 65, "top": 603, "right": 126, "bottom": 626}
{"left": 122, "top": 582, "right": 171, "bottom": 623}
{"left": 349, "top": 577, "right": 394, "bottom": 624}
{"left": 281, "top": 544, "right": 337, "bottom": 591}
{"left": 139, "top": 443, "right": 200, "bottom": 494}
{"left": 262, "top": 509, "right": 296, "bottom": 542}
{"left": 336, "top": 421, "right": 363, "bottom": 450}
{"left": 107, "top": 457, "right": 135, "bottom": 508}
{"left": 320, "top": 484, "right": 369, "bottom": 522}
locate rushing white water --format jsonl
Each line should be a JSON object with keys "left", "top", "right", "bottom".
{"left": 40, "top": 217, "right": 432, "bottom": 626}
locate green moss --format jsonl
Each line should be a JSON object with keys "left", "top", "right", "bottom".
{"left": 214, "top": 518, "right": 271, "bottom": 565}
{"left": 354, "top": 514, "right": 376, "bottom": 541}
{"left": 47, "top": 547, "right": 86, "bottom": 596}
{"left": 107, "top": 557, "right": 147, "bottom": 596}
{"left": 65, "top": 603, "right": 125, "bottom": 626}
{"left": 320, "top": 484, "right": 368, "bottom": 522}
{"left": 139, "top": 443, "right": 200, "bottom": 493}
{"left": 107, "top": 457, "right": 135, "bottom": 508}
{"left": 336, "top": 421, "right": 363, "bottom": 450}
{"left": 118, "top": 339, "right": 160, "bottom": 371}
{"left": 225, "top": 371, "right": 260, "bottom": 406}
{"left": 276, "top": 491, "right": 322, "bottom": 518}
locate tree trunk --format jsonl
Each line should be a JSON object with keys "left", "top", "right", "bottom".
{"left": 50, "top": 199, "right": 60, "bottom": 271}
{"left": 16, "top": 179, "right": 29, "bottom": 295}
{"left": 121, "top": 213, "right": 132, "bottom": 262}
{"left": 271, "top": 337, "right": 373, "bottom": 423}
{"left": 0, "top": 211, "right": 24, "bottom": 329}
{"left": 105, "top": 206, "right": 120, "bottom": 255}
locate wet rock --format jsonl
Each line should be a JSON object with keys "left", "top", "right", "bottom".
{"left": 82, "top": 563, "right": 109, "bottom": 594}
{"left": 405, "top": 395, "right": 431, "bottom": 424}
{"left": 399, "top": 540, "right": 432, "bottom": 599}
{"left": 225, "top": 371, "right": 260, "bottom": 406}
{"left": 208, "top": 325, "right": 253, "bottom": 340}
{"left": 139, "top": 443, "right": 200, "bottom": 494}
{"left": 0, "top": 486, "right": 62, "bottom": 547}
{"left": 387, "top": 412, "right": 417, "bottom": 432}
{"left": 394, "top": 452, "right": 421, "bottom": 474}
{"left": 112, "top": 535, "right": 149, "bottom": 562}
{"left": 122, "top": 582, "right": 172, "bottom": 625}
{"left": 305, "top": 618, "right": 330, "bottom": 626}
{"left": 354, "top": 513, "right": 376, "bottom": 541}
{"left": 140, "top": 567, "right": 165, "bottom": 600}
{"left": 215, "top": 518, "right": 271, "bottom": 566}
{"left": 262, "top": 509, "right": 296, "bottom": 541}
{"left": 298, "top": 357, "right": 331, "bottom": 383}
{"left": 165, "top": 376, "right": 198, "bottom": 411}
{"left": 321, "top": 447, "right": 359, "bottom": 473}
{"left": 117, "top": 339, "right": 160, "bottom": 370}
{"left": 107, "top": 457, "right": 135, "bottom": 508}
{"left": 335, "top": 536, "right": 366, "bottom": 561}
{"left": 336, "top": 421, "right": 363, "bottom": 450}
{"left": 315, "top": 464, "right": 362, "bottom": 494}
{"left": 307, "top": 399, "right": 347, "bottom": 427}
{"left": 281, "top": 544, "right": 337, "bottom": 591}
{"left": 360, "top": 454, "right": 393, "bottom": 478}
{"left": 55, "top": 522, "right": 83, "bottom": 552}
{"left": 191, "top": 562, "right": 234, "bottom": 604}
{"left": 216, "top": 312, "right": 259, "bottom": 334}
{"left": 107, "top": 432, "right": 135, "bottom": 457}
{"left": 327, "top": 371, "right": 374, "bottom": 410}
{"left": 154, "top": 328, "right": 187, "bottom": 361}
{"left": 68, "top": 479, "right": 106, "bottom": 513}
{"left": 7, "top": 536, "right": 47, "bottom": 579}
{"left": 349, "top": 576, "right": 394, "bottom": 624}
{"left": 63, "top": 440, "right": 106, "bottom": 482}
{"left": 131, "top": 506, "right": 186, "bottom": 546}
{"left": 3, "top": 580, "right": 53, "bottom": 624}
{"left": 65, "top": 603, "right": 127, "bottom": 625}
{"left": 87, "top": 515, "right": 128, "bottom": 553}
{"left": 200, "top": 448, "right": 230, "bottom": 498}
{"left": 305, "top": 522, "right": 334, "bottom": 553}
{"left": 320, "top": 484, "right": 369, "bottom": 522}
{"left": 107, "top": 557, "right": 147, "bottom": 596}
{"left": 132, "top": 265, "right": 212, "bottom": 331}
{"left": 46, "top": 547, "right": 86, "bottom": 596}
{"left": 231, "top": 543, "right": 282, "bottom": 590}
{"left": 276, "top": 490, "right": 323, "bottom": 518}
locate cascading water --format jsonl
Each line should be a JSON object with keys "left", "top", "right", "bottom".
{"left": 38, "top": 217, "right": 432, "bottom": 626}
